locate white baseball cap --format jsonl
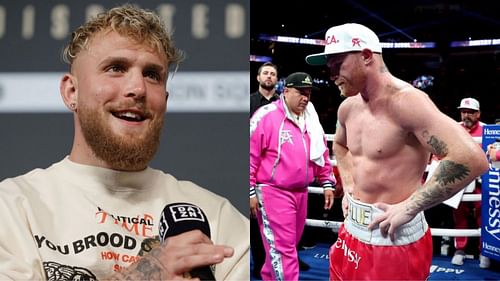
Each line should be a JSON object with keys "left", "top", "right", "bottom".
{"left": 457, "top": 97, "right": 480, "bottom": 111}
{"left": 306, "top": 23, "right": 382, "bottom": 65}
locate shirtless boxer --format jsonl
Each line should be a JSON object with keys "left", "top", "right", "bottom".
{"left": 306, "top": 23, "right": 489, "bottom": 280}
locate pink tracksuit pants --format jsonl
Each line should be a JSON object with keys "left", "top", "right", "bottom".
{"left": 255, "top": 185, "right": 308, "bottom": 281}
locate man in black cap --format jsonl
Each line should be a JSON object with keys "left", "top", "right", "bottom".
{"left": 250, "top": 72, "right": 336, "bottom": 281}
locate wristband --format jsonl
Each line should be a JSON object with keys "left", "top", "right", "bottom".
{"left": 323, "top": 182, "right": 335, "bottom": 191}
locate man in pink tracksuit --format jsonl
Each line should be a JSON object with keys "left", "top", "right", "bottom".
{"left": 250, "top": 72, "right": 336, "bottom": 281}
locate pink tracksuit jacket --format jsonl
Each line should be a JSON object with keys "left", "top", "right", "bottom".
{"left": 250, "top": 97, "right": 335, "bottom": 193}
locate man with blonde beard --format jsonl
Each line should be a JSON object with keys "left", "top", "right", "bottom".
{"left": 0, "top": 5, "right": 249, "bottom": 280}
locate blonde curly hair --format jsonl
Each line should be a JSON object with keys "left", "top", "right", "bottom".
{"left": 62, "top": 4, "right": 184, "bottom": 70}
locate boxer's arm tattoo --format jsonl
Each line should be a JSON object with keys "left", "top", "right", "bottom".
{"left": 408, "top": 131, "right": 470, "bottom": 213}
{"left": 407, "top": 160, "right": 471, "bottom": 214}
{"left": 434, "top": 160, "right": 470, "bottom": 185}
{"left": 424, "top": 132, "right": 448, "bottom": 156}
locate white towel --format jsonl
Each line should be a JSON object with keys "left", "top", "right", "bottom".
{"left": 305, "top": 102, "right": 327, "bottom": 167}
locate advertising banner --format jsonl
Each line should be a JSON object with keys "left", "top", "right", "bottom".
{"left": 481, "top": 125, "right": 500, "bottom": 261}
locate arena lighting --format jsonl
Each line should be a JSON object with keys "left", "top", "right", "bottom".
{"left": 249, "top": 55, "right": 273, "bottom": 62}
{"left": 412, "top": 75, "right": 434, "bottom": 90}
{"left": 259, "top": 34, "right": 325, "bottom": 46}
{"left": 258, "top": 34, "right": 436, "bottom": 49}
{"left": 380, "top": 42, "right": 435, "bottom": 48}
{"left": 450, "top": 38, "right": 500, "bottom": 47}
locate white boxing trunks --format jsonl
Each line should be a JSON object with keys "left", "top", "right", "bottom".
{"left": 344, "top": 192, "right": 428, "bottom": 245}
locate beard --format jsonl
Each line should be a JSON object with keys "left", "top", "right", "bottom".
{"left": 337, "top": 81, "right": 356, "bottom": 98}
{"left": 462, "top": 118, "right": 476, "bottom": 129}
{"left": 337, "top": 70, "right": 363, "bottom": 98}
{"left": 338, "top": 84, "right": 347, "bottom": 97}
{"left": 259, "top": 81, "right": 276, "bottom": 91}
{"left": 78, "top": 103, "right": 163, "bottom": 171}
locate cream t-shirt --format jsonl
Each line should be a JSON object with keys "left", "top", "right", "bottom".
{"left": 0, "top": 157, "right": 249, "bottom": 280}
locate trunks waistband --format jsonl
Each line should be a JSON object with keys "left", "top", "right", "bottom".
{"left": 344, "top": 193, "right": 428, "bottom": 246}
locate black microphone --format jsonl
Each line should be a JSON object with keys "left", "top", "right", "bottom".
{"left": 159, "top": 202, "right": 215, "bottom": 280}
